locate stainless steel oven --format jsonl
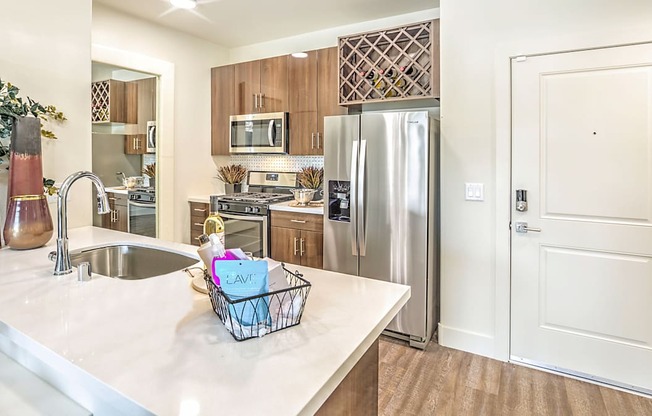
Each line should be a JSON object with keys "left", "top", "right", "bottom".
{"left": 128, "top": 189, "right": 156, "bottom": 238}
{"left": 220, "top": 212, "right": 268, "bottom": 258}
{"left": 217, "top": 171, "right": 297, "bottom": 257}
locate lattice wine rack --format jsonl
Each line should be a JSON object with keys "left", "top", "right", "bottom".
{"left": 91, "top": 80, "right": 127, "bottom": 123}
{"left": 338, "top": 20, "right": 439, "bottom": 105}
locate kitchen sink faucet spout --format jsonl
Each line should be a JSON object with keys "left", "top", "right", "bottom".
{"left": 54, "top": 171, "right": 111, "bottom": 275}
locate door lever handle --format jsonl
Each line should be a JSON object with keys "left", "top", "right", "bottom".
{"left": 514, "top": 221, "right": 541, "bottom": 233}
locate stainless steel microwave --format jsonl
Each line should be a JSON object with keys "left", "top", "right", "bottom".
{"left": 229, "top": 112, "right": 288, "bottom": 154}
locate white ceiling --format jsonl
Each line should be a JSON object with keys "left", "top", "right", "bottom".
{"left": 94, "top": 0, "right": 438, "bottom": 48}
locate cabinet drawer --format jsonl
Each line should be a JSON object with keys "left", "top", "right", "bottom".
{"left": 190, "top": 202, "right": 209, "bottom": 218}
{"left": 190, "top": 230, "right": 204, "bottom": 246}
{"left": 271, "top": 211, "right": 323, "bottom": 232}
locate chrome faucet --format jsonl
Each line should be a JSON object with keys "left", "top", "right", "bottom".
{"left": 54, "top": 171, "right": 111, "bottom": 275}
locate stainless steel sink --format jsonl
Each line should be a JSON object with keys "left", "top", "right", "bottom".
{"left": 69, "top": 244, "right": 199, "bottom": 280}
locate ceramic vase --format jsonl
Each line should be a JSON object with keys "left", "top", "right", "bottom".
{"left": 3, "top": 117, "right": 53, "bottom": 249}
{"left": 224, "top": 183, "right": 242, "bottom": 194}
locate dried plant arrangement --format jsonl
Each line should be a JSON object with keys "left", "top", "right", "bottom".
{"left": 142, "top": 162, "right": 156, "bottom": 178}
{"left": 298, "top": 166, "right": 324, "bottom": 189}
{"left": 216, "top": 164, "right": 248, "bottom": 184}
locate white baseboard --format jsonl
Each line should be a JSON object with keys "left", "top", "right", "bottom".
{"left": 437, "top": 323, "right": 499, "bottom": 360}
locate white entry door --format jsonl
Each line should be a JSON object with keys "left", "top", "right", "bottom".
{"left": 511, "top": 43, "right": 652, "bottom": 393}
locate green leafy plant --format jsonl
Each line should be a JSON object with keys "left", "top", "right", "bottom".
{"left": 0, "top": 78, "right": 66, "bottom": 143}
{"left": 0, "top": 78, "right": 67, "bottom": 190}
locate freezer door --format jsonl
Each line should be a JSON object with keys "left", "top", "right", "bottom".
{"left": 359, "top": 111, "right": 430, "bottom": 340}
{"left": 323, "top": 115, "right": 360, "bottom": 276}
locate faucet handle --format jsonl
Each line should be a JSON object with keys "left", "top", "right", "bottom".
{"left": 77, "top": 262, "right": 92, "bottom": 282}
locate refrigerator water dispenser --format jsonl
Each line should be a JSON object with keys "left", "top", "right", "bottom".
{"left": 327, "top": 180, "right": 350, "bottom": 222}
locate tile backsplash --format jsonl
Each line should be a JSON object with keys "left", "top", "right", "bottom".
{"left": 229, "top": 155, "right": 323, "bottom": 173}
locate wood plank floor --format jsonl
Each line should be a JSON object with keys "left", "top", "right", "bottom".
{"left": 378, "top": 337, "right": 652, "bottom": 416}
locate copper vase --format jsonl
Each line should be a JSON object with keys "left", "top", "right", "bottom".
{"left": 3, "top": 117, "right": 53, "bottom": 249}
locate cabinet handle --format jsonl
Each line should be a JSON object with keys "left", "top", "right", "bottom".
{"left": 194, "top": 236, "right": 200, "bottom": 241}
{"left": 293, "top": 237, "right": 299, "bottom": 255}
{"left": 193, "top": 208, "right": 206, "bottom": 213}
{"left": 317, "top": 132, "right": 321, "bottom": 149}
{"left": 115, "top": 210, "right": 119, "bottom": 222}
{"left": 311, "top": 133, "right": 315, "bottom": 149}
{"left": 109, "top": 197, "right": 117, "bottom": 201}
{"left": 260, "top": 94, "right": 265, "bottom": 109}
{"left": 300, "top": 238, "right": 305, "bottom": 256}
{"left": 291, "top": 219, "right": 306, "bottom": 224}
{"left": 193, "top": 222, "right": 204, "bottom": 227}
{"left": 254, "top": 93, "right": 258, "bottom": 110}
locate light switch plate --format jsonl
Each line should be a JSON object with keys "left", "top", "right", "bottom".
{"left": 465, "top": 183, "right": 484, "bottom": 201}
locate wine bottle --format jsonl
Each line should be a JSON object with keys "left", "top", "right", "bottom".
{"left": 204, "top": 195, "right": 225, "bottom": 246}
{"left": 381, "top": 68, "right": 397, "bottom": 79}
{"left": 359, "top": 69, "right": 376, "bottom": 81}
{"left": 399, "top": 65, "right": 419, "bottom": 78}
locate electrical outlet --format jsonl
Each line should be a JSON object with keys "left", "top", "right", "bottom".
{"left": 465, "top": 183, "right": 484, "bottom": 201}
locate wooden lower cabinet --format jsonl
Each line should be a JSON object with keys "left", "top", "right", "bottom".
{"left": 189, "top": 202, "right": 209, "bottom": 246}
{"left": 101, "top": 192, "right": 128, "bottom": 232}
{"left": 271, "top": 211, "right": 323, "bottom": 269}
{"left": 316, "top": 339, "right": 379, "bottom": 415}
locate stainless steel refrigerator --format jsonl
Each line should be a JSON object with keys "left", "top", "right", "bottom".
{"left": 323, "top": 111, "right": 438, "bottom": 349}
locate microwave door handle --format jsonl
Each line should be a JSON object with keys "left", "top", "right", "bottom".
{"left": 268, "top": 119, "right": 275, "bottom": 147}
{"left": 350, "top": 140, "right": 359, "bottom": 256}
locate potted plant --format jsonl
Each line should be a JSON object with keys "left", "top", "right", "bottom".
{"left": 216, "top": 164, "right": 247, "bottom": 194}
{"left": 0, "top": 78, "right": 66, "bottom": 249}
{"left": 142, "top": 162, "right": 156, "bottom": 188}
{"left": 291, "top": 166, "right": 324, "bottom": 205}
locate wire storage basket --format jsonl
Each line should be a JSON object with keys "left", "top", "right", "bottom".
{"left": 204, "top": 265, "right": 311, "bottom": 341}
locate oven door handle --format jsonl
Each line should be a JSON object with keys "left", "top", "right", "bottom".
{"left": 220, "top": 212, "right": 266, "bottom": 222}
{"left": 128, "top": 201, "right": 156, "bottom": 208}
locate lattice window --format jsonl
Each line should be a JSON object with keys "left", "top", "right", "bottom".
{"left": 338, "top": 20, "right": 438, "bottom": 105}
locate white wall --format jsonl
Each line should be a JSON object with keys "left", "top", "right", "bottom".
{"left": 92, "top": 4, "right": 228, "bottom": 243}
{"left": 0, "top": 1, "right": 93, "bottom": 241}
{"left": 228, "top": 9, "right": 439, "bottom": 63}
{"left": 439, "top": 0, "right": 652, "bottom": 360}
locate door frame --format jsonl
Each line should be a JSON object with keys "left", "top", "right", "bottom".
{"left": 91, "top": 44, "right": 176, "bottom": 242}
{"left": 495, "top": 38, "right": 652, "bottom": 361}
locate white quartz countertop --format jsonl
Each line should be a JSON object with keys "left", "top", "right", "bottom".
{"left": 269, "top": 200, "right": 324, "bottom": 215}
{"left": 0, "top": 227, "right": 408, "bottom": 415}
{"left": 105, "top": 186, "right": 128, "bottom": 195}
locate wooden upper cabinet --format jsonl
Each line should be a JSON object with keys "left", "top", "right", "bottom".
{"left": 317, "top": 47, "right": 347, "bottom": 140}
{"left": 91, "top": 79, "right": 127, "bottom": 123}
{"left": 289, "top": 47, "right": 347, "bottom": 155}
{"left": 211, "top": 65, "right": 235, "bottom": 155}
{"left": 125, "top": 82, "right": 138, "bottom": 125}
{"left": 234, "top": 60, "right": 260, "bottom": 115}
{"left": 289, "top": 50, "right": 318, "bottom": 155}
{"left": 260, "top": 55, "right": 288, "bottom": 113}
{"left": 234, "top": 56, "right": 288, "bottom": 114}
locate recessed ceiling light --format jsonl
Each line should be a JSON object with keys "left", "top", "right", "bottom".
{"left": 170, "top": 0, "right": 197, "bottom": 9}
{"left": 291, "top": 52, "right": 308, "bottom": 59}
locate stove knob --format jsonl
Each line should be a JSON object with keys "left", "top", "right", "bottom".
{"left": 252, "top": 207, "right": 260, "bottom": 214}
{"left": 220, "top": 203, "right": 229, "bottom": 211}
{"left": 244, "top": 206, "right": 252, "bottom": 213}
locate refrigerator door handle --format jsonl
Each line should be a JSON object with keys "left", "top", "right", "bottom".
{"left": 350, "top": 140, "right": 359, "bottom": 256}
{"left": 358, "top": 139, "right": 367, "bottom": 256}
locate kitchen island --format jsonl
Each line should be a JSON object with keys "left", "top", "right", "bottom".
{"left": 0, "top": 227, "right": 409, "bottom": 415}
